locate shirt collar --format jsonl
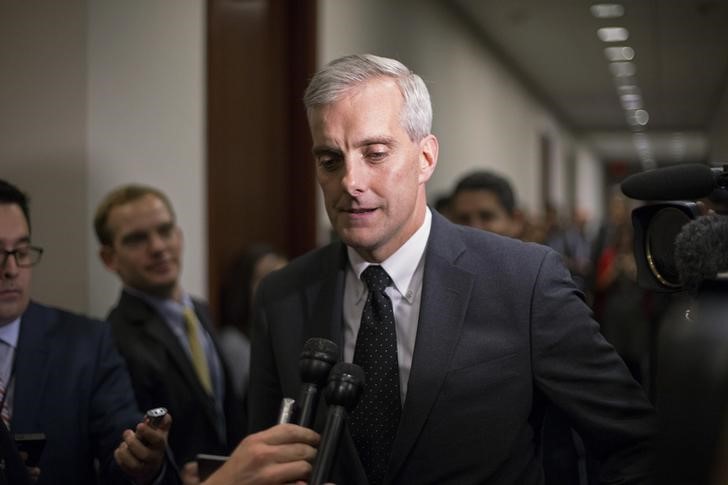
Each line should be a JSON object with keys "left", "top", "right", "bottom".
{"left": 347, "top": 208, "right": 431, "bottom": 302}
{"left": 0, "top": 317, "right": 21, "bottom": 349}
{"left": 125, "top": 286, "right": 193, "bottom": 321}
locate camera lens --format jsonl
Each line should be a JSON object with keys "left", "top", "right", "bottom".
{"left": 645, "top": 207, "right": 692, "bottom": 288}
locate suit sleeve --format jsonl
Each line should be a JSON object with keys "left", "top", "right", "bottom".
{"left": 531, "top": 250, "right": 657, "bottom": 484}
{"left": 88, "top": 323, "right": 161, "bottom": 483}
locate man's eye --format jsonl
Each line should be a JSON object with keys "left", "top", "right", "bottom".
{"left": 123, "top": 233, "right": 148, "bottom": 246}
{"left": 319, "top": 157, "right": 341, "bottom": 172}
{"left": 14, "top": 247, "right": 30, "bottom": 260}
{"left": 367, "top": 151, "right": 387, "bottom": 162}
{"left": 158, "top": 224, "right": 174, "bottom": 238}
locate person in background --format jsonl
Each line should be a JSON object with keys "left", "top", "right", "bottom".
{"left": 448, "top": 169, "right": 525, "bottom": 239}
{"left": 248, "top": 53, "right": 656, "bottom": 484}
{"left": 544, "top": 206, "right": 593, "bottom": 293}
{"left": 0, "top": 179, "right": 175, "bottom": 485}
{"left": 431, "top": 192, "right": 452, "bottom": 219}
{"left": 218, "top": 243, "right": 287, "bottom": 400}
{"left": 94, "top": 184, "right": 245, "bottom": 478}
{"left": 592, "top": 221, "right": 650, "bottom": 383}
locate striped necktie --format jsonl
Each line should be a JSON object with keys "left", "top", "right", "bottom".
{"left": 183, "top": 308, "right": 213, "bottom": 395}
{"left": 0, "top": 378, "right": 10, "bottom": 427}
{"left": 0, "top": 341, "right": 13, "bottom": 428}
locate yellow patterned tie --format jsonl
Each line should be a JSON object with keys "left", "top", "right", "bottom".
{"left": 183, "top": 308, "right": 213, "bottom": 394}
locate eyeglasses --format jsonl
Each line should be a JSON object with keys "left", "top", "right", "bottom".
{"left": 0, "top": 246, "right": 44, "bottom": 268}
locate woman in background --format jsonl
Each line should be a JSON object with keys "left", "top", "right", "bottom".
{"left": 218, "top": 244, "right": 288, "bottom": 400}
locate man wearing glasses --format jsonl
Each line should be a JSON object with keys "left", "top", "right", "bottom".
{"left": 0, "top": 178, "right": 177, "bottom": 485}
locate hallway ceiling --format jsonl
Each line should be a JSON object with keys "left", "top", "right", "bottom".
{"left": 446, "top": 0, "right": 728, "bottom": 166}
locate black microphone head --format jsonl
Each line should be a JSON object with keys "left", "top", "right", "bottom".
{"left": 299, "top": 338, "right": 340, "bottom": 385}
{"left": 324, "top": 362, "right": 365, "bottom": 411}
{"left": 621, "top": 163, "right": 716, "bottom": 201}
{"left": 674, "top": 213, "right": 728, "bottom": 295}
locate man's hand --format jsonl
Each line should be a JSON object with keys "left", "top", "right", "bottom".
{"left": 114, "top": 413, "right": 172, "bottom": 484}
{"left": 202, "top": 423, "right": 319, "bottom": 485}
{"left": 181, "top": 461, "right": 201, "bottom": 485}
{"left": 18, "top": 451, "right": 41, "bottom": 483}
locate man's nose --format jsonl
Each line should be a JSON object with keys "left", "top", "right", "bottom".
{"left": 147, "top": 232, "right": 167, "bottom": 252}
{"left": 341, "top": 159, "right": 367, "bottom": 195}
{"left": 1, "top": 253, "right": 20, "bottom": 277}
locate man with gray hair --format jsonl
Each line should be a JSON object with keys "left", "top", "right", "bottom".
{"left": 249, "top": 54, "right": 656, "bottom": 484}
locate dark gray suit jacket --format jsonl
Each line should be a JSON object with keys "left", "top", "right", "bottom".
{"left": 108, "top": 291, "right": 246, "bottom": 466}
{"left": 12, "top": 301, "right": 179, "bottom": 485}
{"left": 249, "top": 211, "right": 656, "bottom": 484}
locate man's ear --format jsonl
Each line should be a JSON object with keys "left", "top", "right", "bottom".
{"left": 418, "top": 134, "right": 439, "bottom": 184}
{"left": 99, "top": 245, "right": 116, "bottom": 271}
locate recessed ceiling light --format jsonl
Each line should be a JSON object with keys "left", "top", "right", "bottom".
{"left": 591, "top": 4, "right": 625, "bottom": 18}
{"left": 633, "top": 132, "right": 649, "bottom": 149}
{"left": 634, "top": 109, "right": 649, "bottom": 125}
{"left": 616, "top": 84, "right": 640, "bottom": 95}
{"left": 614, "top": 76, "right": 639, "bottom": 89}
{"left": 620, "top": 93, "right": 642, "bottom": 110}
{"left": 604, "top": 46, "right": 635, "bottom": 61}
{"left": 609, "top": 61, "right": 636, "bottom": 77}
{"left": 627, "top": 109, "right": 650, "bottom": 126}
{"left": 641, "top": 157, "right": 656, "bottom": 169}
{"left": 597, "top": 27, "right": 629, "bottom": 42}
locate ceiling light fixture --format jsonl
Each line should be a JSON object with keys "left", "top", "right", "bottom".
{"left": 604, "top": 46, "right": 635, "bottom": 61}
{"left": 627, "top": 109, "right": 650, "bottom": 126}
{"left": 616, "top": 84, "right": 640, "bottom": 95}
{"left": 597, "top": 27, "right": 629, "bottom": 42}
{"left": 590, "top": 4, "right": 625, "bottom": 18}
{"left": 609, "top": 61, "right": 636, "bottom": 77}
{"left": 633, "top": 132, "right": 649, "bottom": 148}
{"left": 620, "top": 93, "right": 642, "bottom": 110}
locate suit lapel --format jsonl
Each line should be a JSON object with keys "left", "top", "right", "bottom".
{"left": 12, "top": 302, "right": 53, "bottom": 431}
{"left": 306, "top": 243, "right": 347, "bottom": 347}
{"left": 306, "top": 244, "right": 347, "bottom": 427}
{"left": 387, "top": 212, "right": 474, "bottom": 481}
{"left": 118, "top": 292, "right": 221, "bottom": 434}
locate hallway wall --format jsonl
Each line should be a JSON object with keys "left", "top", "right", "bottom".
{"left": 1, "top": 0, "right": 205, "bottom": 318}
{"left": 2, "top": 0, "right": 606, "bottom": 317}
{"left": 317, "top": 0, "right": 605, "bottom": 235}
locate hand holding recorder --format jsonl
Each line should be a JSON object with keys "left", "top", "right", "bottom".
{"left": 114, "top": 407, "right": 171, "bottom": 484}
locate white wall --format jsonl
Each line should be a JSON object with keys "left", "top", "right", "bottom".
{"left": 1, "top": 0, "right": 206, "bottom": 319}
{"left": 1, "top": 1, "right": 89, "bottom": 312}
{"left": 318, "top": 0, "right": 604, "bottom": 229}
{"left": 86, "top": 0, "right": 206, "bottom": 318}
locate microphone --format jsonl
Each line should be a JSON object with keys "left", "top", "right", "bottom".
{"left": 295, "top": 337, "right": 340, "bottom": 428}
{"left": 620, "top": 163, "right": 718, "bottom": 201}
{"left": 674, "top": 213, "right": 728, "bottom": 294}
{"left": 309, "top": 362, "right": 365, "bottom": 485}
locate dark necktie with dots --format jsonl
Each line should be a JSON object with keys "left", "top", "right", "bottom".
{"left": 349, "top": 265, "right": 401, "bottom": 485}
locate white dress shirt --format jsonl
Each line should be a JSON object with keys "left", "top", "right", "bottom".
{"left": 343, "top": 208, "right": 431, "bottom": 403}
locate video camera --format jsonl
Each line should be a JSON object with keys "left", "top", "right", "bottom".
{"left": 620, "top": 163, "right": 728, "bottom": 292}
